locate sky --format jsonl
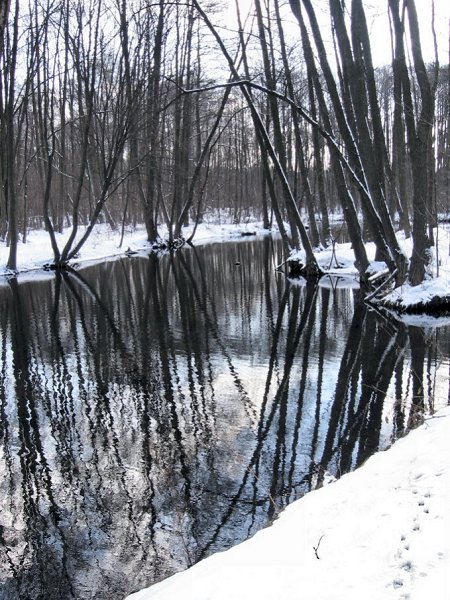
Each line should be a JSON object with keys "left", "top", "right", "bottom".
{"left": 363, "top": 0, "right": 449, "bottom": 66}
{"left": 223, "top": 0, "right": 450, "bottom": 68}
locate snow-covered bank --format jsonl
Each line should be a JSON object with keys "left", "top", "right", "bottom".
{"left": 289, "top": 226, "right": 450, "bottom": 314}
{"left": 1, "top": 221, "right": 449, "bottom": 314}
{"left": 377, "top": 228, "right": 450, "bottom": 313}
{"left": 0, "top": 221, "right": 270, "bottom": 283}
{"left": 380, "top": 275, "right": 450, "bottom": 314}
{"left": 127, "top": 407, "right": 450, "bottom": 600}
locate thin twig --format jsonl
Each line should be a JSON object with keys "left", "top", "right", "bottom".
{"left": 313, "top": 534, "right": 325, "bottom": 560}
{"left": 365, "top": 268, "right": 398, "bottom": 302}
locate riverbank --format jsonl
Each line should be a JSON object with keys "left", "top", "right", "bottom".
{"left": 127, "top": 406, "right": 450, "bottom": 600}
{"left": 0, "top": 220, "right": 270, "bottom": 282}
{"left": 287, "top": 226, "right": 450, "bottom": 315}
{"left": 1, "top": 222, "right": 449, "bottom": 314}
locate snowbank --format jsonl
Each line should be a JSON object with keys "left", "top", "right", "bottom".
{"left": 0, "top": 221, "right": 271, "bottom": 283}
{"left": 2, "top": 223, "right": 449, "bottom": 314}
{"left": 380, "top": 276, "right": 450, "bottom": 314}
{"left": 126, "top": 408, "right": 450, "bottom": 600}
{"left": 288, "top": 226, "right": 450, "bottom": 314}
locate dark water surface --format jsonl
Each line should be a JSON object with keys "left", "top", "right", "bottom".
{"left": 0, "top": 237, "right": 449, "bottom": 599}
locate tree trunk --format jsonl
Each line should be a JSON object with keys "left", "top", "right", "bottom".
{"left": 5, "top": 0, "right": 19, "bottom": 271}
{"left": 274, "top": 0, "right": 321, "bottom": 248}
{"left": 294, "top": 0, "right": 407, "bottom": 282}
{"left": 291, "top": 0, "right": 369, "bottom": 275}
{"left": 389, "top": 0, "right": 434, "bottom": 285}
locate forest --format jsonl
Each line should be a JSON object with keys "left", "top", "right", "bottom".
{"left": 1, "top": 3, "right": 450, "bottom": 597}
{"left": 0, "top": 0, "right": 449, "bottom": 289}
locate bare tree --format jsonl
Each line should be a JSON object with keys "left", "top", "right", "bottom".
{"left": 192, "top": 0, "right": 321, "bottom": 275}
{"left": 389, "top": 0, "right": 437, "bottom": 284}
{"left": 1, "top": 0, "right": 19, "bottom": 270}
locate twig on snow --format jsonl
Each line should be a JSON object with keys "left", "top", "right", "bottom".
{"left": 313, "top": 535, "right": 325, "bottom": 560}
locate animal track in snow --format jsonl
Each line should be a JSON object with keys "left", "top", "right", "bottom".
{"left": 401, "top": 560, "right": 413, "bottom": 572}
{"left": 390, "top": 482, "right": 435, "bottom": 596}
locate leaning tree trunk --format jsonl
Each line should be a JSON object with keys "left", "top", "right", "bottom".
{"left": 193, "top": 0, "right": 320, "bottom": 274}
{"left": 389, "top": 0, "right": 435, "bottom": 285}
{"left": 254, "top": 0, "right": 301, "bottom": 249}
{"left": 293, "top": 0, "right": 408, "bottom": 283}
{"left": 307, "top": 72, "right": 331, "bottom": 247}
{"left": 291, "top": 0, "right": 369, "bottom": 276}
{"left": 234, "top": 0, "right": 288, "bottom": 245}
{"left": 274, "top": 0, "right": 321, "bottom": 248}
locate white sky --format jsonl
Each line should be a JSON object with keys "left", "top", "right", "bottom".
{"left": 224, "top": 0, "right": 450, "bottom": 68}
{"left": 363, "top": 0, "right": 449, "bottom": 66}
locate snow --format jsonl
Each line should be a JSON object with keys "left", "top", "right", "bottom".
{"left": 126, "top": 407, "right": 450, "bottom": 600}
{"left": 289, "top": 226, "right": 450, "bottom": 312}
{"left": 1, "top": 222, "right": 449, "bottom": 312}
{"left": 288, "top": 242, "right": 360, "bottom": 278}
{"left": 377, "top": 229, "right": 450, "bottom": 312}
{"left": 381, "top": 276, "right": 450, "bottom": 309}
{"left": 0, "top": 221, "right": 271, "bottom": 284}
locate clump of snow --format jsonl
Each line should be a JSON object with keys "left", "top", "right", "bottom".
{"left": 380, "top": 276, "right": 450, "bottom": 312}
{"left": 376, "top": 227, "right": 450, "bottom": 312}
{"left": 127, "top": 408, "right": 450, "bottom": 600}
{"left": 288, "top": 238, "right": 386, "bottom": 283}
{"left": 288, "top": 244, "right": 359, "bottom": 277}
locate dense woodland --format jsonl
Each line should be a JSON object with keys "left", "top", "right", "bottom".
{"left": 0, "top": 0, "right": 449, "bottom": 287}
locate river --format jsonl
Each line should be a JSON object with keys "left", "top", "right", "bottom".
{"left": 0, "top": 236, "right": 448, "bottom": 599}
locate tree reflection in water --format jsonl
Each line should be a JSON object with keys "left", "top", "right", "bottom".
{"left": 0, "top": 237, "right": 448, "bottom": 599}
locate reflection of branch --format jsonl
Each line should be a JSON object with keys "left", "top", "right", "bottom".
{"left": 146, "top": 256, "right": 193, "bottom": 509}
{"left": 306, "top": 288, "right": 331, "bottom": 490}
{"left": 198, "top": 283, "right": 319, "bottom": 558}
{"left": 269, "top": 283, "right": 318, "bottom": 517}
{"left": 61, "top": 269, "right": 144, "bottom": 543}
{"left": 178, "top": 249, "right": 257, "bottom": 424}
{"left": 63, "top": 268, "right": 146, "bottom": 389}
{"left": 317, "top": 302, "right": 366, "bottom": 471}
{"left": 7, "top": 278, "right": 73, "bottom": 592}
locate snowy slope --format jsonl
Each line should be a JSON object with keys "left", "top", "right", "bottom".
{"left": 126, "top": 407, "right": 450, "bottom": 600}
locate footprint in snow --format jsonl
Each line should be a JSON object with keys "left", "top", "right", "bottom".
{"left": 401, "top": 560, "right": 413, "bottom": 572}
